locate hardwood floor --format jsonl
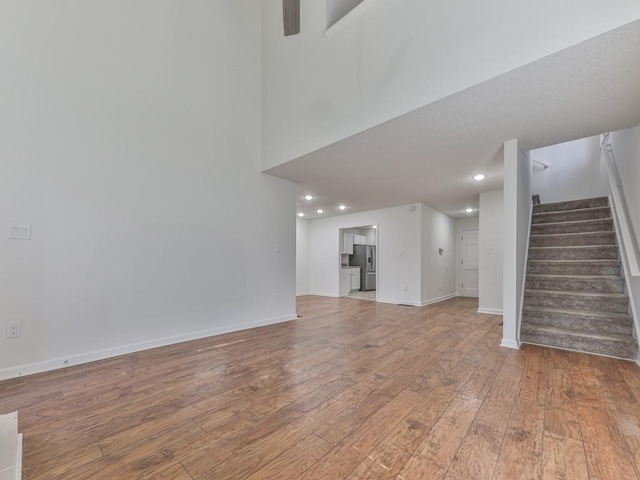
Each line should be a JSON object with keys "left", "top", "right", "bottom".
{"left": 1, "top": 296, "right": 640, "bottom": 479}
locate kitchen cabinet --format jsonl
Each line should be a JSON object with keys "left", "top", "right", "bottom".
{"left": 341, "top": 233, "right": 354, "bottom": 254}
{"left": 340, "top": 267, "right": 361, "bottom": 295}
{"left": 353, "top": 235, "right": 366, "bottom": 246}
{"left": 350, "top": 268, "right": 360, "bottom": 290}
{"left": 340, "top": 269, "right": 350, "bottom": 296}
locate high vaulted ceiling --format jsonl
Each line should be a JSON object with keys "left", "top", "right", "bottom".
{"left": 266, "top": 20, "right": 640, "bottom": 219}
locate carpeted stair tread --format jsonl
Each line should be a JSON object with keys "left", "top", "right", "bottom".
{"left": 531, "top": 218, "right": 614, "bottom": 235}
{"left": 526, "top": 274, "right": 625, "bottom": 293}
{"left": 526, "top": 260, "right": 621, "bottom": 276}
{"left": 522, "top": 310, "right": 634, "bottom": 335}
{"left": 529, "top": 244, "right": 616, "bottom": 250}
{"left": 524, "top": 289, "right": 628, "bottom": 314}
{"left": 526, "top": 274, "right": 621, "bottom": 280}
{"left": 528, "top": 244, "right": 618, "bottom": 261}
{"left": 522, "top": 323, "right": 634, "bottom": 343}
{"left": 529, "top": 231, "right": 616, "bottom": 247}
{"left": 522, "top": 306, "right": 632, "bottom": 321}
{"left": 527, "top": 259, "right": 620, "bottom": 265}
{"left": 521, "top": 324, "right": 637, "bottom": 359}
{"left": 532, "top": 197, "right": 608, "bottom": 213}
{"left": 525, "top": 289, "right": 626, "bottom": 299}
{"left": 527, "top": 259, "right": 621, "bottom": 269}
{"left": 532, "top": 206, "right": 611, "bottom": 224}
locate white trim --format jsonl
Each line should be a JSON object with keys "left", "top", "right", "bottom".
{"left": 0, "top": 314, "right": 297, "bottom": 381}
{"left": 478, "top": 308, "right": 504, "bottom": 316}
{"left": 376, "top": 293, "right": 457, "bottom": 307}
{"left": 325, "top": 0, "right": 379, "bottom": 38}
{"left": 376, "top": 297, "right": 420, "bottom": 307}
{"left": 307, "top": 291, "right": 340, "bottom": 298}
{"left": 420, "top": 293, "right": 457, "bottom": 306}
{"left": 500, "top": 338, "right": 520, "bottom": 349}
{"left": 15, "top": 434, "right": 22, "bottom": 480}
{"left": 296, "top": 291, "right": 312, "bottom": 296}
{"left": 517, "top": 201, "right": 534, "bottom": 344}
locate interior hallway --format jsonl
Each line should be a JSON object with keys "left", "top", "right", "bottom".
{"left": 1, "top": 296, "right": 639, "bottom": 479}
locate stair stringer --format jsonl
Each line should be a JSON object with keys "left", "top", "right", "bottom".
{"left": 514, "top": 200, "right": 534, "bottom": 349}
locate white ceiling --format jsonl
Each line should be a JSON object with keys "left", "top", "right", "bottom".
{"left": 266, "top": 20, "right": 640, "bottom": 219}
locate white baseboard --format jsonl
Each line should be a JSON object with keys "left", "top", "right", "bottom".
{"left": 0, "top": 314, "right": 297, "bottom": 381}
{"left": 420, "top": 293, "right": 457, "bottom": 306}
{"left": 500, "top": 338, "right": 520, "bottom": 349}
{"left": 376, "top": 294, "right": 458, "bottom": 307}
{"left": 307, "top": 291, "right": 340, "bottom": 298}
{"left": 478, "top": 308, "right": 504, "bottom": 316}
{"left": 376, "top": 297, "right": 420, "bottom": 306}
{"left": 296, "top": 291, "right": 312, "bottom": 296}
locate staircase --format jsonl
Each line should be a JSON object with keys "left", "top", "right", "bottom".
{"left": 521, "top": 196, "right": 638, "bottom": 359}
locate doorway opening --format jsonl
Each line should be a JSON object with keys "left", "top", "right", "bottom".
{"left": 339, "top": 225, "right": 377, "bottom": 301}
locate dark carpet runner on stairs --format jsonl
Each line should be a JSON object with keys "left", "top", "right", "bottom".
{"left": 521, "top": 196, "right": 638, "bottom": 359}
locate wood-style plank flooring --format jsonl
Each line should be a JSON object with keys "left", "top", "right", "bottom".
{"left": 2, "top": 296, "right": 640, "bottom": 479}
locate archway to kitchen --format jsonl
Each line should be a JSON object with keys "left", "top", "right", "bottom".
{"left": 339, "top": 225, "right": 377, "bottom": 301}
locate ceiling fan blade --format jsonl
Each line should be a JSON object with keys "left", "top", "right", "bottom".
{"left": 283, "top": 0, "right": 300, "bottom": 36}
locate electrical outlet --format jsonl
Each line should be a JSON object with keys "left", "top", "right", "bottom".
{"left": 6, "top": 322, "right": 21, "bottom": 338}
{"left": 8, "top": 224, "right": 31, "bottom": 240}
{"left": 275, "top": 294, "right": 281, "bottom": 304}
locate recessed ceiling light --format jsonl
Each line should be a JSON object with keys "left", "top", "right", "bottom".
{"left": 297, "top": 212, "right": 304, "bottom": 217}
{"left": 465, "top": 208, "right": 474, "bottom": 213}
{"left": 338, "top": 205, "right": 346, "bottom": 210}
{"left": 473, "top": 174, "right": 486, "bottom": 181}
{"left": 305, "top": 195, "right": 313, "bottom": 200}
{"left": 317, "top": 209, "right": 323, "bottom": 214}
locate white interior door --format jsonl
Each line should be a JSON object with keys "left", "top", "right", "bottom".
{"left": 461, "top": 230, "right": 479, "bottom": 298}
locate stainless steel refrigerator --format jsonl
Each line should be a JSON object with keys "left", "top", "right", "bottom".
{"left": 351, "top": 245, "right": 376, "bottom": 291}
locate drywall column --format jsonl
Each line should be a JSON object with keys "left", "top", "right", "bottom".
{"left": 502, "top": 139, "right": 532, "bottom": 349}
{"left": 478, "top": 191, "right": 504, "bottom": 315}
{"left": 296, "top": 217, "right": 311, "bottom": 295}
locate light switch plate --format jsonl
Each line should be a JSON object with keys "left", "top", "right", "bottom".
{"left": 8, "top": 225, "right": 31, "bottom": 240}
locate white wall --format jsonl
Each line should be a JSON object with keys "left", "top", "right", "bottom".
{"left": 0, "top": 1, "right": 296, "bottom": 380}
{"left": 455, "top": 217, "right": 480, "bottom": 296}
{"left": 503, "top": 140, "right": 532, "bottom": 349}
{"left": 296, "top": 217, "right": 311, "bottom": 295}
{"left": 310, "top": 204, "right": 422, "bottom": 304}
{"left": 479, "top": 191, "right": 504, "bottom": 315}
{"left": 262, "top": 0, "right": 640, "bottom": 169}
{"left": 610, "top": 126, "right": 640, "bottom": 250}
{"left": 531, "top": 135, "right": 608, "bottom": 204}
{"left": 421, "top": 205, "right": 457, "bottom": 304}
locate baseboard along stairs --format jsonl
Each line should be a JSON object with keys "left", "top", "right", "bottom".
{"left": 521, "top": 196, "right": 638, "bottom": 360}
